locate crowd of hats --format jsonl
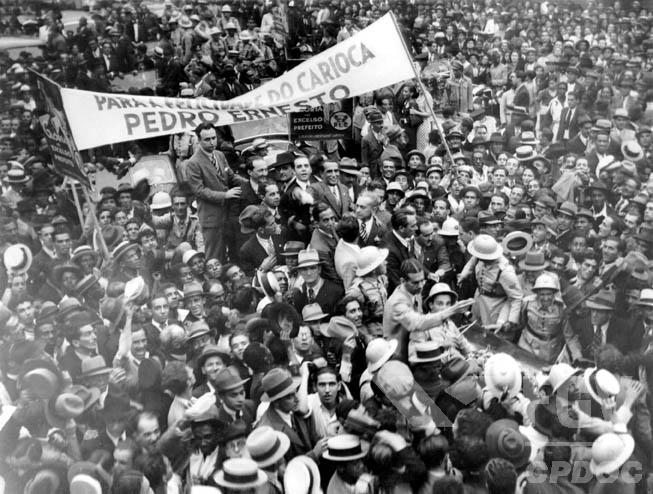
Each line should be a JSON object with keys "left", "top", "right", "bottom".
{"left": 4, "top": 0, "right": 653, "bottom": 492}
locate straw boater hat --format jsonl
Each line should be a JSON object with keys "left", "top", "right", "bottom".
{"left": 502, "top": 231, "right": 533, "bottom": 257}
{"left": 322, "top": 434, "right": 368, "bottom": 461}
{"left": 245, "top": 426, "right": 290, "bottom": 468}
{"left": 214, "top": 459, "right": 267, "bottom": 490}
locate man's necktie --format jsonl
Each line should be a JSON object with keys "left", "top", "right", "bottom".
{"left": 592, "top": 325, "right": 603, "bottom": 356}
{"left": 331, "top": 186, "right": 341, "bottom": 208}
{"left": 308, "top": 287, "right": 315, "bottom": 303}
{"left": 359, "top": 221, "right": 368, "bottom": 243}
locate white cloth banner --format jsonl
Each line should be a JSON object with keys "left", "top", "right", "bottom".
{"left": 60, "top": 13, "right": 414, "bottom": 150}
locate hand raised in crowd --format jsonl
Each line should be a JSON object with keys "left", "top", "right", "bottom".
{"left": 225, "top": 186, "right": 242, "bottom": 199}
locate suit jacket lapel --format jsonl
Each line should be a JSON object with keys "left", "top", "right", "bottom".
{"left": 269, "top": 408, "right": 303, "bottom": 447}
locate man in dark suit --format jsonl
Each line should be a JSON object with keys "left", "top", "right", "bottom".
{"left": 309, "top": 161, "right": 353, "bottom": 220}
{"left": 355, "top": 192, "right": 386, "bottom": 247}
{"left": 213, "top": 65, "right": 247, "bottom": 100}
{"left": 555, "top": 92, "right": 583, "bottom": 142}
{"left": 257, "top": 368, "right": 324, "bottom": 462}
{"left": 186, "top": 123, "right": 247, "bottom": 262}
{"left": 214, "top": 366, "right": 257, "bottom": 429}
{"left": 361, "top": 111, "right": 385, "bottom": 177}
{"left": 279, "top": 155, "right": 320, "bottom": 245}
{"left": 228, "top": 156, "right": 269, "bottom": 264}
{"left": 566, "top": 114, "right": 592, "bottom": 155}
{"left": 584, "top": 290, "right": 644, "bottom": 360}
{"left": 291, "top": 248, "right": 344, "bottom": 315}
{"left": 382, "top": 207, "right": 419, "bottom": 293}
{"left": 309, "top": 203, "right": 340, "bottom": 283}
{"left": 239, "top": 207, "right": 282, "bottom": 277}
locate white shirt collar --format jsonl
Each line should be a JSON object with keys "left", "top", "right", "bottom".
{"left": 393, "top": 230, "right": 409, "bottom": 248}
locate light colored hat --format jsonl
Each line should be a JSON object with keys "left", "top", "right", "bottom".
{"left": 45, "top": 392, "right": 85, "bottom": 428}
{"left": 589, "top": 426, "right": 635, "bottom": 475}
{"left": 124, "top": 276, "right": 148, "bottom": 303}
{"left": 636, "top": 288, "right": 653, "bottom": 307}
{"left": 182, "top": 249, "right": 203, "bottom": 265}
{"left": 284, "top": 456, "right": 321, "bottom": 494}
{"left": 245, "top": 426, "right": 290, "bottom": 468}
{"left": 323, "top": 434, "right": 368, "bottom": 461}
{"left": 547, "top": 363, "right": 581, "bottom": 394}
{"left": 621, "top": 140, "right": 644, "bottom": 161}
{"left": 151, "top": 191, "right": 172, "bottom": 210}
{"left": 3, "top": 243, "right": 32, "bottom": 274}
{"left": 502, "top": 231, "right": 533, "bottom": 257}
{"left": 224, "top": 21, "right": 236, "bottom": 30}
{"left": 301, "top": 303, "right": 329, "bottom": 322}
{"left": 295, "top": 248, "right": 321, "bottom": 269}
{"left": 356, "top": 246, "right": 389, "bottom": 276}
{"left": 410, "top": 340, "right": 447, "bottom": 363}
{"left": 532, "top": 273, "right": 558, "bottom": 292}
{"left": 437, "top": 217, "right": 460, "bottom": 236}
{"left": 424, "top": 282, "right": 458, "bottom": 307}
{"left": 518, "top": 251, "right": 549, "bottom": 272}
{"left": 365, "top": 338, "right": 398, "bottom": 372}
{"left": 484, "top": 353, "right": 522, "bottom": 397}
{"left": 214, "top": 459, "right": 267, "bottom": 490}
{"left": 583, "top": 368, "right": 620, "bottom": 405}
{"left": 179, "top": 16, "right": 192, "bottom": 28}
{"left": 468, "top": 234, "right": 503, "bottom": 261}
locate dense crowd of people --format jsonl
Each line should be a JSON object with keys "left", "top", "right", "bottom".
{"left": 2, "top": 0, "right": 653, "bottom": 493}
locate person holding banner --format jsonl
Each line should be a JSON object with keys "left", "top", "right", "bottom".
{"left": 186, "top": 123, "right": 247, "bottom": 262}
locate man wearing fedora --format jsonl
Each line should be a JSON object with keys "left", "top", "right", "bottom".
{"left": 257, "top": 367, "right": 326, "bottom": 462}
{"left": 583, "top": 289, "right": 644, "bottom": 359}
{"left": 290, "top": 248, "right": 344, "bottom": 315}
{"left": 214, "top": 366, "right": 256, "bottom": 429}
